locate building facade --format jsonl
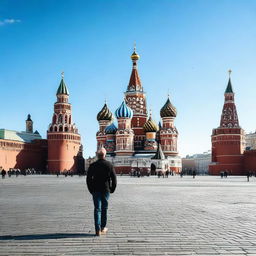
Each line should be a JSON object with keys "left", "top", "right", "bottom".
{"left": 96, "top": 48, "right": 182, "bottom": 174}
{"left": 0, "top": 75, "right": 83, "bottom": 174}
{"left": 182, "top": 151, "right": 211, "bottom": 175}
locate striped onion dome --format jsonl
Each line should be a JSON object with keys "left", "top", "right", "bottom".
{"left": 160, "top": 98, "right": 177, "bottom": 118}
{"left": 97, "top": 103, "right": 113, "bottom": 121}
{"left": 143, "top": 116, "right": 159, "bottom": 132}
{"left": 105, "top": 123, "right": 117, "bottom": 134}
{"left": 115, "top": 101, "right": 133, "bottom": 119}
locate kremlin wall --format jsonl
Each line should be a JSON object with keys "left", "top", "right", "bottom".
{"left": 1, "top": 48, "right": 256, "bottom": 175}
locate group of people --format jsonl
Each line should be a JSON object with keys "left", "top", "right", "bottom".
{"left": 1, "top": 168, "right": 41, "bottom": 178}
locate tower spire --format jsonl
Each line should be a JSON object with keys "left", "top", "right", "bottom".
{"left": 127, "top": 45, "right": 142, "bottom": 92}
{"left": 225, "top": 69, "right": 234, "bottom": 94}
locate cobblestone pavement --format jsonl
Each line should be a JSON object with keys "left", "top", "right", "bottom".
{"left": 1, "top": 175, "right": 256, "bottom": 256}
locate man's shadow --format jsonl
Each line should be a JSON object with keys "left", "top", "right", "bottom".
{"left": 0, "top": 233, "right": 95, "bottom": 240}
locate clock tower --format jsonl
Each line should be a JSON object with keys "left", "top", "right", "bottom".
{"left": 125, "top": 47, "right": 147, "bottom": 150}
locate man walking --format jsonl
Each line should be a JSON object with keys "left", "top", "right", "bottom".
{"left": 86, "top": 147, "right": 117, "bottom": 236}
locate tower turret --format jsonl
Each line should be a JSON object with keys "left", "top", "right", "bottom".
{"left": 115, "top": 100, "right": 134, "bottom": 156}
{"left": 47, "top": 73, "right": 81, "bottom": 174}
{"left": 143, "top": 111, "right": 158, "bottom": 150}
{"left": 26, "top": 114, "right": 33, "bottom": 133}
{"left": 96, "top": 102, "right": 113, "bottom": 150}
{"left": 159, "top": 96, "right": 178, "bottom": 156}
{"left": 125, "top": 45, "right": 147, "bottom": 150}
{"left": 209, "top": 71, "right": 245, "bottom": 175}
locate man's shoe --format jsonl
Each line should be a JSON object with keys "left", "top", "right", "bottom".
{"left": 101, "top": 227, "right": 108, "bottom": 234}
{"left": 95, "top": 230, "right": 101, "bottom": 236}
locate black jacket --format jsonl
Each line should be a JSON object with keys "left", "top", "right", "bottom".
{"left": 86, "top": 159, "right": 117, "bottom": 194}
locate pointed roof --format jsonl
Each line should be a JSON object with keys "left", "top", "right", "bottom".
{"left": 56, "top": 77, "right": 69, "bottom": 95}
{"left": 225, "top": 78, "right": 233, "bottom": 94}
{"left": 127, "top": 47, "right": 143, "bottom": 92}
{"left": 152, "top": 143, "right": 165, "bottom": 160}
{"left": 128, "top": 68, "right": 142, "bottom": 91}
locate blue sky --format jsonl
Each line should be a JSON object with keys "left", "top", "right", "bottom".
{"left": 1, "top": 0, "right": 256, "bottom": 157}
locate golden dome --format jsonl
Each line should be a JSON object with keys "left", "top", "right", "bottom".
{"left": 131, "top": 51, "right": 140, "bottom": 61}
{"left": 143, "top": 116, "right": 159, "bottom": 132}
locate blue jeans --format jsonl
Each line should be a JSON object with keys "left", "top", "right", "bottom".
{"left": 92, "top": 192, "right": 110, "bottom": 232}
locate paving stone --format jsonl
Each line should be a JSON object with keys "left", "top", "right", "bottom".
{"left": 1, "top": 175, "right": 256, "bottom": 255}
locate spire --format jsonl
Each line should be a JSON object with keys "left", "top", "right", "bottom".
{"left": 220, "top": 70, "right": 239, "bottom": 128}
{"left": 56, "top": 72, "right": 69, "bottom": 95}
{"left": 225, "top": 70, "right": 234, "bottom": 94}
{"left": 127, "top": 45, "right": 142, "bottom": 92}
{"left": 152, "top": 143, "right": 165, "bottom": 160}
{"left": 26, "top": 114, "right": 32, "bottom": 121}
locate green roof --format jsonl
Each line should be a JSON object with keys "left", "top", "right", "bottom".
{"left": 0, "top": 129, "right": 41, "bottom": 143}
{"left": 225, "top": 78, "right": 233, "bottom": 93}
{"left": 56, "top": 78, "right": 69, "bottom": 95}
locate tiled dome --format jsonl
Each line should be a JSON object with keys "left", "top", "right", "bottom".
{"left": 97, "top": 103, "right": 113, "bottom": 121}
{"left": 105, "top": 123, "right": 117, "bottom": 134}
{"left": 160, "top": 98, "right": 177, "bottom": 118}
{"left": 115, "top": 101, "right": 133, "bottom": 119}
{"left": 143, "top": 116, "right": 158, "bottom": 132}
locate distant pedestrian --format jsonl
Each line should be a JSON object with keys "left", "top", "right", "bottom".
{"left": 192, "top": 170, "right": 196, "bottom": 179}
{"left": 247, "top": 172, "right": 250, "bottom": 182}
{"left": 1, "top": 169, "right": 6, "bottom": 179}
{"left": 224, "top": 170, "right": 228, "bottom": 178}
{"left": 165, "top": 170, "right": 169, "bottom": 178}
{"left": 220, "top": 172, "right": 224, "bottom": 178}
{"left": 180, "top": 171, "right": 183, "bottom": 178}
{"left": 86, "top": 147, "right": 117, "bottom": 236}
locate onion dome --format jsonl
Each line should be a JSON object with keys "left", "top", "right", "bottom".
{"left": 97, "top": 103, "right": 113, "bottom": 121}
{"left": 131, "top": 50, "right": 140, "bottom": 61}
{"left": 115, "top": 101, "right": 133, "bottom": 119}
{"left": 26, "top": 114, "right": 32, "bottom": 121}
{"left": 143, "top": 116, "right": 159, "bottom": 132}
{"left": 160, "top": 98, "right": 177, "bottom": 118}
{"left": 105, "top": 123, "right": 117, "bottom": 134}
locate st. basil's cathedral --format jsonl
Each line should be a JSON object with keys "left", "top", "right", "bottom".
{"left": 96, "top": 48, "right": 182, "bottom": 174}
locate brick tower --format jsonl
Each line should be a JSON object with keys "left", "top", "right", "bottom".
{"left": 209, "top": 71, "right": 245, "bottom": 175}
{"left": 159, "top": 97, "right": 179, "bottom": 157}
{"left": 47, "top": 73, "right": 81, "bottom": 174}
{"left": 115, "top": 100, "right": 134, "bottom": 156}
{"left": 125, "top": 46, "right": 147, "bottom": 150}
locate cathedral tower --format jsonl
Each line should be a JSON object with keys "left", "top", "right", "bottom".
{"left": 96, "top": 103, "right": 113, "bottom": 150}
{"left": 47, "top": 73, "right": 81, "bottom": 173}
{"left": 143, "top": 111, "right": 158, "bottom": 151}
{"left": 125, "top": 47, "right": 147, "bottom": 150}
{"left": 159, "top": 97, "right": 179, "bottom": 156}
{"left": 209, "top": 71, "right": 245, "bottom": 175}
{"left": 115, "top": 100, "right": 134, "bottom": 156}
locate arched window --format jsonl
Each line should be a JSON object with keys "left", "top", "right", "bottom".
{"left": 69, "top": 116, "right": 71, "bottom": 124}
{"left": 65, "top": 126, "right": 68, "bottom": 132}
{"left": 59, "top": 126, "right": 63, "bottom": 132}
{"left": 65, "top": 115, "right": 68, "bottom": 123}
{"left": 58, "top": 114, "right": 63, "bottom": 124}
{"left": 50, "top": 126, "right": 53, "bottom": 132}
{"left": 54, "top": 126, "right": 57, "bottom": 132}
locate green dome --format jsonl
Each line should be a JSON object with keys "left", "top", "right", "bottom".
{"left": 160, "top": 98, "right": 177, "bottom": 118}
{"left": 143, "top": 116, "right": 159, "bottom": 132}
{"left": 97, "top": 103, "right": 113, "bottom": 121}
